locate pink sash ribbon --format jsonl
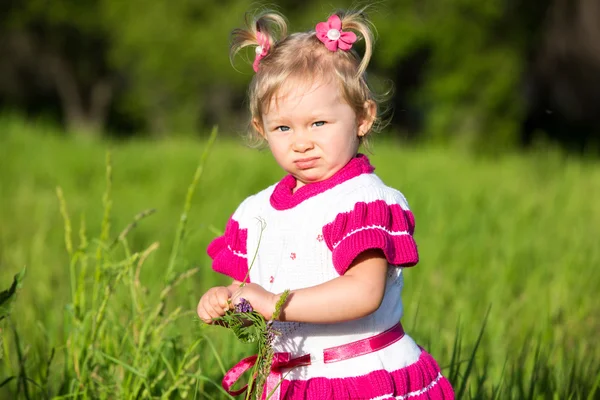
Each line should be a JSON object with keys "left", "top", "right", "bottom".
{"left": 222, "top": 322, "right": 405, "bottom": 399}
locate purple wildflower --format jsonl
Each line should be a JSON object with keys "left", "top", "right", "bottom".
{"left": 234, "top": 298, "right": 253, "bottom": 313}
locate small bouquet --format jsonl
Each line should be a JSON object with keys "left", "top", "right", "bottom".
{"left": 213, "top": 289, "right": 290, "bottom": 400}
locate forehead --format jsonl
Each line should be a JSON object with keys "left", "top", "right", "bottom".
{"left": 265, "top": 77, "right": 343, "bottom": 115}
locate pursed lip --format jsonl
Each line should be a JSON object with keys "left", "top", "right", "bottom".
{"left": 294, "top": 156, "right": 320, "bottom": 169}
{"left": 294, "top": 157, "right": 319, "bottom": 163}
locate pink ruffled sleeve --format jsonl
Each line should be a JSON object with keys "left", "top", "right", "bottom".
{"left": 207, "top": 218, "right": 250, "bottom": 283}
{"left": 322, "top": 200, "right": 419, "bottom": 275}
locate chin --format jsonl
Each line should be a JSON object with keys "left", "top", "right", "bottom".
{"left": 298, "top": 172, "right": 328, "bottom": 184}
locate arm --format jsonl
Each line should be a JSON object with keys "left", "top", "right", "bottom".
{"left": 230, "top": 249, "right": 388, "bottom": 323}
{"left": 279, "top": 249, "right": 388, "bottom": 323}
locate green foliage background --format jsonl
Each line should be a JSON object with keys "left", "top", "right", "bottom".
{"left": 0, "top": 0, "right": 552, "bottom": 147}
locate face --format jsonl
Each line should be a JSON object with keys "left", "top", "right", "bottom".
{"left": 255, "top": 79, "right": 375, "bottom": 191}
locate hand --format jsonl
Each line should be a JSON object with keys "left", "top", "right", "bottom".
{"left": 230, "top": 283, "right": 278, "bottom": 320}
{"left": 197, "top": 285, "right": 233, "bottom": 324}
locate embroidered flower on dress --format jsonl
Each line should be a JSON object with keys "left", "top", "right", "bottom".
{"left": 269, "top": 276, "right": 274, "bottom": 283}
{"left": 290, "top": 253, "right": 296, "bottom": 260}
{"left": 316, "top": 234, "right": 324, "bottom": 242}
{"left": 315, "top": 15, "right": 357, "bottom": 52}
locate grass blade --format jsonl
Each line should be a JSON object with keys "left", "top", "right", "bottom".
{"left": 165, "top": 126, "right": 218, "bottom": 284}
{"left": 455, "top": 304, "right": 491, "bottom": 400}
{"left": 0, "top": 377, "right": 15, "bottom": 388}
{"left": 97, "top": 351, "right": 146, "bottom": 379}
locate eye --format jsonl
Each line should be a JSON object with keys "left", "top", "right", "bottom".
{"left": 276, "top": 125, "right": 290, "bottom": 132}
{"left": 313, "top": 121, "right": 326, "bottom": 127}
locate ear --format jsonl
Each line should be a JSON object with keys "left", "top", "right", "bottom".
{"left": 357, "top": 100, "right": 377, "bottom": 137}
{"left": 252, "top": 118, "right": 266, "bottom": 139}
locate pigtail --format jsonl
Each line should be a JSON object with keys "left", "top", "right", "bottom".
{"left": 230, "top": 11, "right": 288, "bottom": 70}
{"left": 337, "top": 8, "right": 376, "bottom": 77}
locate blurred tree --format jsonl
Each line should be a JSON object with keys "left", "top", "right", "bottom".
{"left": 0, "top": 0, "right": 115, "bottom": 137}
{"left": 373, "top": 0, "right": 552, "bottom": 150}
{"left": 1, "top": 0, "right": 599, "bottom": 151}
{"left": 524, "top": 0, "right": 600, "bottom": 151}
{"left": 101, "top": 0, "right": 259, "bottom": 136}
{"left": 101, "top": 0, "right": 369, "bottom": 136}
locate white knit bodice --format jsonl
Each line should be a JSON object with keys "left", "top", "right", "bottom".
{"left": 208, "top": 156, "right": 423, "bottom": 379}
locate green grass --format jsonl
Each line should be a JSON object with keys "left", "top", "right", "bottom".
{"left": 1, "top": 118, "right": 600, "bottom": 399}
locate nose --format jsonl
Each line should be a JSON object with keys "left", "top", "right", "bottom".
{"left": 291, "top": 130, "right": 314, "bottom": 153}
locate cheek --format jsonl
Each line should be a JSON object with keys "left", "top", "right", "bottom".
{"left": 266, "top": 136, "right": 289, "bottom": 156}
{"left": 331, "top": 130, "right": 360, "bottom": 149}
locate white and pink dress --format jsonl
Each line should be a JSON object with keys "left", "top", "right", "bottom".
{"left": 208, "top": 154, "right": 454, "bottom": 399}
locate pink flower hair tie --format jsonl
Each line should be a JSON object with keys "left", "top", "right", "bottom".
{"left": 253, "top": 31, "right": 270, "bottom": 72}
{"left": 315, "top": 14, "right": 357, "bottom": 52}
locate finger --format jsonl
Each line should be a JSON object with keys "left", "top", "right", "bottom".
{"left": 209, "top": 293, "right": 229, "bottom": 314}
{"left": 200, "top": 299, "right": 221, "bottom": 321}
{"left": 197, "top": 305, "right": 213, "bottom": 324}
{"left": 204, "top": 303, "right": 224, "bottom": 321}
{"left": 201, "top": 295, "right": 225, "bottom": 320}
{"left": 198, "top": 289, "right": 219, "bottom": 318}
{"left": 197, "top": 298, "right": 210, "bottom": 320}
{"left": 223, "top": 298, "right": 232, "bottom": 312}
{"left": 216, "top": 288, "right": 231, "bottom": 309}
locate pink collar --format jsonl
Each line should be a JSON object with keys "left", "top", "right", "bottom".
{"left": 270, "top": 154, "right": 374, "bottom": 210}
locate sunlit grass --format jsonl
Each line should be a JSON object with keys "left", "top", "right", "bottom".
{"left": 1, "top": 119, "right": 599, "bottom": 398}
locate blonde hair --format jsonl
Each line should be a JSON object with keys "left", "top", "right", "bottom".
{"left": 231, "top": 8, "right": 386, "bottom": 146}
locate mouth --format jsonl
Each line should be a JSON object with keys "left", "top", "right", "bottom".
{"left": 294, "top": 157, "right": 319, "bottom": 169}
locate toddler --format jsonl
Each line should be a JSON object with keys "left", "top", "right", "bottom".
{"left": 197, "top": 9, "right": 455, "bottom": 399}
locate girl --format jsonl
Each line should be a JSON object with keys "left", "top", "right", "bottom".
{"left": 197, "top": 9, "right": 454, "bottom": 399}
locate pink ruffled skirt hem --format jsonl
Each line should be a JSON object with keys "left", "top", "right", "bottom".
{"left": 277, "top": 350, "right": 454, "bottom": 399}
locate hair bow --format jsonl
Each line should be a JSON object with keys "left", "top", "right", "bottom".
{"left": 315, "top": 14, "right": 357, "bottom": 52}
{"left": 253, "top": 31, "right": 270, "bottom": 72}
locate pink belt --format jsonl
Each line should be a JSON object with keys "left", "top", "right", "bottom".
{"left": 222, "top": 322, "right": 405, "bottom": 400}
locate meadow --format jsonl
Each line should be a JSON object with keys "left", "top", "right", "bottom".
{"left": 1, "top": 119, "right": 599, "bottom": 399}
